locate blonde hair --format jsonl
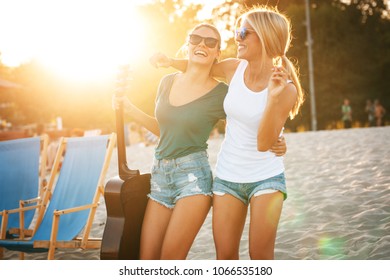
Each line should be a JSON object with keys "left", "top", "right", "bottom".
{"left": 238, "top": 5, "right": 304, "bottom": 119}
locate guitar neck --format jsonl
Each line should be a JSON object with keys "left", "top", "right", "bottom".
{"left": 115, "top": 99, "right": 140, "bottom": 180}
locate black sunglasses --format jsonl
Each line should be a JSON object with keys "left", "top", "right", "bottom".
{"left": 188, "top": 34, "right": 219, "bottom": 48}
{"left": 235, "top": 27, "right": 256, "bottom": 40}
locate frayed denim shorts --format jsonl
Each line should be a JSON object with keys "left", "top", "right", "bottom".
{"left": 149, "top": 150, "right": 213, "bottom": 209}
{"left": 213, "top": 172, "right": 287, "bottom": 205}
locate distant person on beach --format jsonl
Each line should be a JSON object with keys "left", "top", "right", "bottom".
{"left": 374, "top": 99, "right": 386, "bottom": 127}
{"left": 365, "top": 99, "right": 375, "bottom": 127}
{"left": 114, "top": 23, "right": 288, "bottom": 260}
{"left": 341, "top": 98, "right": 352, "bottom": 129}
{"left": 151, "top": 5, "right": 304, "bottom": 259}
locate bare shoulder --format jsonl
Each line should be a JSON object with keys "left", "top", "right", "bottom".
{"left": 219, "top": 58, "right": 240, "bottom": 72}
{"left": 219, "top": 58, "right": 240, "bottom": 66}
{"left": 212, "top": 58, "right": 240, "bottom": 80}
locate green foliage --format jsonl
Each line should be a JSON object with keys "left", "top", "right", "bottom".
{"left": 302, "top": 0, "right": 390, "bottom": 129}
{"left": 1, "top": 0, "right": 389, "bottom": 132}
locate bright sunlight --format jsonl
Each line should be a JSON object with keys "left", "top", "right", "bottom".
{"left": 0, "top": 0, "right": 149, "bottom": 82}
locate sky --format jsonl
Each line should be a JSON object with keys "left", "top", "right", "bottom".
{"left": 0, "top": 0, "right": 224, "bottom": 82}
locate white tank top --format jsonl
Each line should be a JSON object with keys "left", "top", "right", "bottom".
{"left": 215, "top": 60, "right": 284, "bottom": 182}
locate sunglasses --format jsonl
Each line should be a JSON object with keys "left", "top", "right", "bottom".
{"left": 188, "top": 34, "right": 219, "bottom": 48}
{"left": 235, "top": 27, "right": 256, "bottom": 40}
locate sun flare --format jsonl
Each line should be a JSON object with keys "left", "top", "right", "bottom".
{"left": 0, "top": 0, "right": 149, "bottom": 83}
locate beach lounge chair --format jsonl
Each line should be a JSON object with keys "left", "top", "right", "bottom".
{"left": 0, "top": 135, "right": 48, "bottom": 239}
{"left": 0, "top": 133, "right": 116, "bottom": 259}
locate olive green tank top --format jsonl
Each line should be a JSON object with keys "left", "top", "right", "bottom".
{"left": 154, "top": 73, "right": 228, "bottom": 160}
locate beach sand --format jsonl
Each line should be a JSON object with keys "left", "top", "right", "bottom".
{"left": 2, "top": 126, "right": 390, "bottom": 260}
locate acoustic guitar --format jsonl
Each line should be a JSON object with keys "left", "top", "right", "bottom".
{"left": 100, "top": 65, "right": 151, "bottom": 260}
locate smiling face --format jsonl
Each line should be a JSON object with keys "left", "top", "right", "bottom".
{"left": 235, "top": 19, "right": 262, "bottom": 61}
{"left": 236, "top": 8, "right": 291, "bottom": 64}
{"left": 187, "top": 25, "right": 221, "bottom": 67}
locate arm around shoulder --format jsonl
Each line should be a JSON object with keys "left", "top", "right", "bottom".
{"left": 149, "top": 52, "right": 188, "bottom": 72}
{"left": 211, "top": 58, "right": 240, "bottom": 81}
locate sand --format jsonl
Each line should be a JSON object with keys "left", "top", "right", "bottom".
{"left": 2, "top": 126, "right": 390, "bottom": 260}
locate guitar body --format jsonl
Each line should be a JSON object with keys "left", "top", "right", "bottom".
{"left": 100, "top": 65, "right": 152, "bottom": 260}
{"left": 100, "top": 174, "right": 150, "bottom": 260}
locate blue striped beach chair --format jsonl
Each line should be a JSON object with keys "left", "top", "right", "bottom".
{"left": 0, "top": 133, "right": 116, "bottom": 259}
{"left": 0, "top": 136, "right": 48, "bottom": 239}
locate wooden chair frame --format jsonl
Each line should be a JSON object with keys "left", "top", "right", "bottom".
{"left": 0, "top": 133, "right": 116, "bottom": 260}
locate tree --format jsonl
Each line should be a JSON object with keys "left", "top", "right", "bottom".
{"left": 2, "top": 0, "right": 389, "bottom": 131}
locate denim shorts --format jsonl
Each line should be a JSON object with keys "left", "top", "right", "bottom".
{"left": 149, "top": 150, "right": 213, "bottom": 209}
{"left": 213, "top": 173, "right": 287, "bottom": 205}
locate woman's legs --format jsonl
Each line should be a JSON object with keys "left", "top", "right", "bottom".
{"left": 213, "top": 194, "right": 247, "bottom": 259}
{"left": 248, "top": 191, "right": 283, "bottom": 260}
{"left": 160, "top": 195, "right": 212, "bottom": 259}
{"left": 140, "top": 199, "right": 172, "bottom": 260}
{"left": 142, "top": 151, "right": 212, "bottom": 259}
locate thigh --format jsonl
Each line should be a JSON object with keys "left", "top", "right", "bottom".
{"left": 149, "top": 161, "right": 175, "bottom": 209}
{"left": 160, "top": 195, "right": 212, "bottom": 260}
{"left": 140, "top": 199, "right": 172, "bottom": 260}
{"left": 212, "top": 194, "right": 247, "bottom": 260}
{"left": 249, "top": 191, "right": 284, "bottom": 260}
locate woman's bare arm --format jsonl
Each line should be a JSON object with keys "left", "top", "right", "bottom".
{"left": 269, "top": 136, "right": 287, "bottom": 156}
{"left": 257, "top": 68, "right": 297, "bottom": 151}
{"left": 149, "top": 52, "right": 239, "bottom": 82}
{"left": 113, "top": 95, "right": 160, "bottom": 137}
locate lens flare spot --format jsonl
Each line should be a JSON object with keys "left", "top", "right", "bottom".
{"left": 318, "top": 236, "right": 346, "bottom": 259}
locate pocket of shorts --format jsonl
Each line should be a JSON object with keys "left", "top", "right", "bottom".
{"left": 151, "top": 163, "right": 160, "bottom": 174}
{"left": 176, "top": 158, "right": 209, "bottom": 172}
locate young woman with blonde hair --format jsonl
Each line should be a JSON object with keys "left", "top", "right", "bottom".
{"left": 115, "top": 21, "right": 288, "bottom": 259}
{"left": 152, "top": 5, "right": 304, "bottom": 259}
